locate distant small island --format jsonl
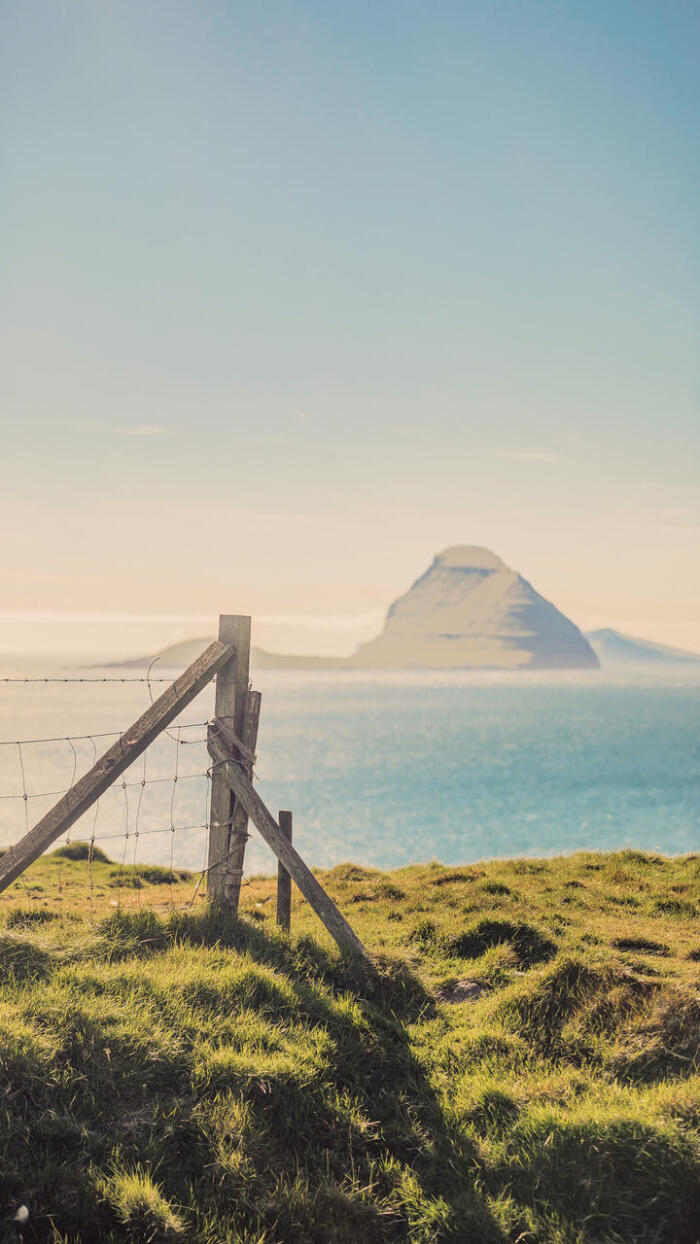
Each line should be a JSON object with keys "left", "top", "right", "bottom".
{"left": 585, "top": 628, "right": 700, "bottom": 668}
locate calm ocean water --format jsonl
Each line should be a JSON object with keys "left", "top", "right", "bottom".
{"left": 1, "top": 661, "right": 698, "bottom": 876}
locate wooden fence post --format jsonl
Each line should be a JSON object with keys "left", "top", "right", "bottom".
{"left": 276, "top": 810, "right": 292, "bottom": 931}
{"left": 207, "top": 615, "right": 251, "bottom": 903}
{"left": 222, "top": 690, "right": 261, "bottom": 910}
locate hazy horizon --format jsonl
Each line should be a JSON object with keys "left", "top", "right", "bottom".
{"left": 1, "top": 588, "right": 699, "bottom": 661}
{"left": 3, "top": 2, "right": 698, "bottom": 649}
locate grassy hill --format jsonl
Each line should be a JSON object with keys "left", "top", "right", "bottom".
{"left": 0, "top": 847, "right": 698, "bottom": 1243}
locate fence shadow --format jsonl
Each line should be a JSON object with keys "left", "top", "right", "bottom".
{"left": 95, "top": 904, "right": 507, "bottom": 1242}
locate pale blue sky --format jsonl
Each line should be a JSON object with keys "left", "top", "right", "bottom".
{"left": 2, "top": 1, "right": 699, "bottom": 654}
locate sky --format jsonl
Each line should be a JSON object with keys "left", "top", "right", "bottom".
{"left": 2, "top": 0, "right": 699, "bottom": 657}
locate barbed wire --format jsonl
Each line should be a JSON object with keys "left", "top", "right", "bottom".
{"left": 0, "top": 721, "right": 212, "bottom": 748}
{"left": 0, "top": 770, "right": 212, "bottom": 801}
{"left": 1, "top": 676, "right": 172, "bottom": 684}
{"left": 0, "top": 708, "right": 259, "bottom": 917}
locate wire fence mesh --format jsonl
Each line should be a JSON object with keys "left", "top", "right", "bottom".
{"left": 0, "top": 673, "right": 255, "bottom": 917}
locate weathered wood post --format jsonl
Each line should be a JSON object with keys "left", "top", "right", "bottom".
{"left": 207, "top": 615, "right": 252, "bottom": 904}
{"left": 276, "top": 810, "right": 292, "bottom": 931}
{"left": 223, "top": 689, "right": 261, "bottom": 910}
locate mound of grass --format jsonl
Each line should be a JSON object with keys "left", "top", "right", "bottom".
{"left": 613, "top": 936, "right": 669, "bottom": 955}
{"left": 446, "top": 918, "right": 556, "bottom": 967}
{"left": 0, "top": 933, "right": 54, "bottom": 983}
{"left": 108, "top": 864, "right": 193, "bottom": 888}
{"left": 6, "top": 907, "right": 58, "bottom": 928}
{"left": 52, "top": 841, "right": 110, "bottom": 862}
{"left": 0, "top": 848, "right": 697, "bottom": 1242}
{"left": 653, "top": 896, "right": 697, "bottom": 918}
{"left": 481, "top": 880, "right": 511, "bottom": 896}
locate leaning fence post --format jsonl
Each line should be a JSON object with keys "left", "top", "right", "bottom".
{"left": 207, "top": 615, "right": 251, "bottom": 903}
{"left": 276, "top": 810, "right": 292, "bottom": 931}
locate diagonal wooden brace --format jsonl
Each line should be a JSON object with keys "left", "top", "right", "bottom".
{"left": 208, "top": 719, "right": 368, "bottom": 961}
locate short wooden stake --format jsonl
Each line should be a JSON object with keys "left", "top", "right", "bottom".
{"left": 276, "top": 810, "right": 292, "bottom": 931}
{"left": 208, "top": 719, "right": 368, "bottom": 960}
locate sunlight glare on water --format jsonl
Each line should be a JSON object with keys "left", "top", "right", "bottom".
{"left": 0, "top": 662, "right": 698, "bottom": 876}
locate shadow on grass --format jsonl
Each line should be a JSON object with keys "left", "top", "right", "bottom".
{"left": 100, "top": 903, "right": 436, "bottom": 1025}
{"left": 3, "top": 898, "right": 699, "bottom": 1243}
{"left": 4, "top": 904, "right": 506, "bottom": 1243}
{"left": 501, "top": 1114, "right": 700, "bottom": 1243}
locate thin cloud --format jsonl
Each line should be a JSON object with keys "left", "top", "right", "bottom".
{"left": 255, "top": 612, "right": 382, "bottom": 630}
{"left": 113, "top": 425, "right": 171, "bottom": 437}
{"left": 494, "top": 449, "right": 561, "bottom": 464}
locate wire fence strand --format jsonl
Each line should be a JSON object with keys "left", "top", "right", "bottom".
{"left": 0, "top": 664, "right": 266, "bottom": 914}
{"left": 1, "top": 677, "right": 172, "bottom": 684}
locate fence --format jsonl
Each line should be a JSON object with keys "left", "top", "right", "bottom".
{"left": 0, "top": 615, "right": 366, "bottom": 959}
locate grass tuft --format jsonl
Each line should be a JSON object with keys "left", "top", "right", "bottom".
{"left": 98, "top": 1164, "right": 187, "bottom": 1241}
{"left": 6, "top": 907, "right": 59, "bottom": 927}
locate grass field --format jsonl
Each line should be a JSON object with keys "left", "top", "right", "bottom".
{"left": 0, "top": 845, "right": 698, "bottom": 1243}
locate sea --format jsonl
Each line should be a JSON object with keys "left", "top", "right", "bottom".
{"left": 1, "top": 659, "right": 698, "bottom": 878}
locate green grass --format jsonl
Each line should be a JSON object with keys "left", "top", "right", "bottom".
{"left": 0, "top": 847, "right": 698, "bottom": 1242}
